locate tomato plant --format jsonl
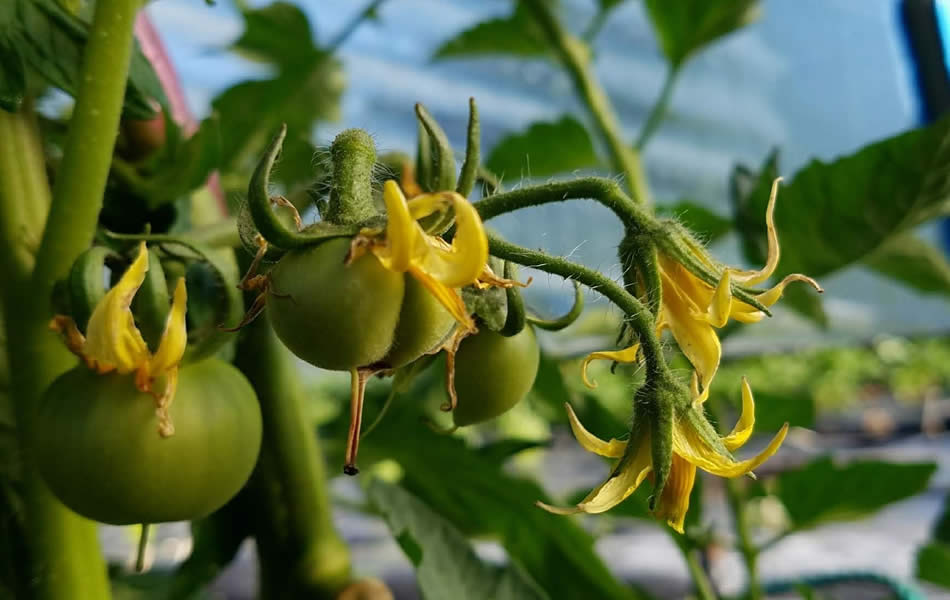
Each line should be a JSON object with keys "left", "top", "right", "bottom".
{"left": 267, "top": 238, "right": 455, "bottom": 371}
{"left": 451, "top": 326, "right": 540, "bottom": 427}
{"left": 34, "top": 359, "right": 262, "bottom": 525}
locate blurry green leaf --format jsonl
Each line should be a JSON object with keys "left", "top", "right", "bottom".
{"left": 643, "top": 0, "right": 760, "bottom": 67}
{"left": 0, "top": 37, "right": 25, "bottom": 112}
{"left": 134, "top": 116, "right": 221, "bottom": 210}
{"left": 865, "top": 233, "right": 950, "bottom": 297}
{"left": 769, "top": 457, "right": 935, "bottom": 531}
{"left": 659, "top": 201, "right": 731, "bottom": 243}
{"left": 486, "top": 116, "right": 600, "bottom": 178}
{"left": 933, "top": 491, "right": 950, "bottom": 543}
{"left": 360, "top": 395, "right": 649, "bottom": 600}
{"left": 433, "top": 4, "right": 547, "bottom": 60}
{"left": 213, "top": 2, "right": 343, "bottom": 179}
{"left": 781, "top": 284, "right": 828, "bottom": 328}
{"left": 917, "top": 543, "right": 950, "bottom": 589}
{"left": 369, "top": 480, "right": 550, "bottom": 600}
{"left": 736, "top": 116, "right": 950, "bottom": 281}
{"left": 477, "top": 439, "right": 548, "bottom": 463}
{"left": 6, "top": 0, "right": 166, "bottom": 117}
{"left": 527, "top": 353, "right": 573, "bottom": 421}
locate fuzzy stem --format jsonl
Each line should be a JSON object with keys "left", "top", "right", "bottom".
{"left": 635, "top": 67, "right": 679, "bottom": 150}
{"left": 522, "top": 0, "right": 653, "bottom": 207}
{"left": 486, "top": 233, "right": 665, "bottom": 377}
{"left": 726, "top": 478, "right": 762, "bottom": 600}
{"left": 235, "top": 313, "right": 352, "bottom": 598}
{"left": 474, "top": 177, "right": 655, "bottom": 233}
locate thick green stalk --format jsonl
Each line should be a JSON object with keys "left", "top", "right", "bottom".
{"left": 0, "top": 109, "right": 111, "bottom": 599}
{"left": 522, "top": 0, "right": 653, "bottom": 207}
{"left": 486, "top": 233, "right": 666, "bottom": 377}
{"left": 235, "top": 314, "right": 351, "bottom": 599}
{"left": 635, "top": 67, "right": 679, "bottom": 150}
{"left": 474, "top": 177, "right": 655, "bottom": 233}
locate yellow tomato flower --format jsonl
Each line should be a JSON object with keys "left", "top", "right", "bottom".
{"left": 356, "top": 180, "right": 489, "bottom": 331}
{"left": 50, "top": 242, "right": 187, "bottom": 436}
{"left": 539, "top": 377, "right": 786, "bottom": 533}
{"left": 584, "top": 178, "right": 821, "bottom": 392}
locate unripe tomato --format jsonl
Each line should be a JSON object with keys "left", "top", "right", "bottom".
{"left": 451, "top": 326, "right": 540, "bottom": 427}
{"left": 267, "top": 238, "right": 454, "bottom": 371}
{"left": 34, "top": 359, "right": 262, "bottom": 525}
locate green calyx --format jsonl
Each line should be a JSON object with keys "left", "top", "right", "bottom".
{"left": 326, "top": 128, "right": 379, "bottom": 226}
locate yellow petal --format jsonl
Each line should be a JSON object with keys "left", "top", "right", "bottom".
{"left": 689, "top": 371, "right": 709, "bottom": 407}
{"left": 580, "top": 343, "right": 640, "bottom": 389}
{"left": 381, "top": 180, "right": 417, "bottom": 272}
{"left": 407, "top": 265, "right": 475, "bottom": 331}
{"left": 149, "top": 277, "right": 188, "bottom": 376}
{"left": 540, "top": 437, "right": 652, "bottom": 515}
{"left": 731, "top": 177, "right": 782, "bottom": 286}
{"left": 755, "top": 273, "right": 823, "bottom": 308}
{"left": 83, "top": 242, "right": 150, "bottom": 374}
{"left": 722, "top": 377, "right": 755, "bottom": 452}
{"left": 406, "top": 191, "right": 450, "bottom": 221}
{"left": 415, "top": 195, "right": 488, "bottom": 288}
{"left": 702, "top": 270, "right": 732, "bottom": 328}
{"left": 565, "top": 403, "right": 626, "bottom": 458}
{"left": 654, "top": 454, "right": 696, "bottom": 534}
{"left": 662, "top": 269, "right": 721, "bottom": 391}
{"left": 673, "top": 417, "right": 788, "bottom": 478}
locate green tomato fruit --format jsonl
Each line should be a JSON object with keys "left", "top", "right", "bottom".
{"left": 267, "top": 238, "right": 454, "bottom": 371}
{"left": 34, "top": 359, "right": 262, "bottom": 525}
{"left": 451, "top": 326, "right": 540, "bottom": 427}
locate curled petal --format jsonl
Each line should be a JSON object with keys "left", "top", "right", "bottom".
{"left": 406, "top": 191, "right": 451, "bottom": 221}
{"left": 689, "top": 371, "right": 709, "bottom": 407}
{"left": 702, "top": 270, "right": 732, "bottom": 328}
{"left": 539, "top": 439, "right": 652, "bottom": 515}
{"left": 580, "top": 343, "right": 640, "bottom": 389}
{"left": 755, "top": 273, "right": 823, "bottom": 308}
{"left": 408, "top": 265, "right": 475, "bottom": 331}
{"left": 417, "top": 195, "right": 488, "bottom": 288}
{"left": 731, "top": 177, "right": 782, "bottom": 286}
{"left": 653, "top": 454, "right": 696, "bottom": 534}
{"left": 565, "top": 403, "right": 626, "bottom": 458}
{"left": 381, "top": 180, "right": 417, "bottom": 272}
{"left": 673, "top": 417, "right": 788, "bottom": 478}
{"left": 722, "top": 377, "right": 755, "bottom": 452}
{"left": 149, "top": 277, "right": 188, "bottom": 376}
{"left": 83, "top": 242, "right": 150, "bottom": 374}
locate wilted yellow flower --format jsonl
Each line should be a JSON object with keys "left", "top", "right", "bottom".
{"left": 584, "top": 178, "right": 821, "bottom": 393}
{"left": 353, "top": 180, "right": 488, "bottom": 331}
{"left": 540, "top": 377, "right": 786, "bottom": 532}
{"left": 51, "top": 242, "right": 187, "bottom": 436}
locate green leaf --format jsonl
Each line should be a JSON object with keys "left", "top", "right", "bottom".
{"left": 736, "top": 116, "right": 950, "bottom": 280}
{"left": 369, "top": 480, "right": 550, "bottom": 600}
{"left": 8, "top": 0, "right": 166, "bottom": 118}
{"left": 865, "top": 233, "right": 950, "bottom": 297}
{"left": 486, "top": 116, "right": 600, "bottom": 178}
{"left": 659, "top": 201, "right": 731, "bottom": 243}
{"left": 643, "top": 0, "right": 761, "bottom": 67}
{"left": 433, "top": 4, "right": 548, "bottom": 60}
{"left": 213, "top": 2, "right": 343, "bottom": 177}
{"left": 917, "top": 543, "right": 950, "bottom": 589}
{"left": 0, "top": 38, "right": 26, "bottom": 112}
{"left": 768, "top": 457, "right": 935, "bottom": 531}
{"left": 359, "top": 390, "right": 648, "bottom": 600}
{"left": 135, "top": 116, "right": 222, "bottom": 210}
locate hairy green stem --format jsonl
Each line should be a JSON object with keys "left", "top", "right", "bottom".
{"left": 522, "top": 0, "right": 653, "bottom": 207}
{"left": 235, "top": 314, "right": 351, "bottom": 598}
{"left": 635, "top": 67, "right": 679, "bottom": 150}
{"left": 474, "top": 177, "right": 655, "bottom": 233}
{"left": 684, "top": 549, "right": 719, "bottom": 600}
{"left": 486, "top": 234, "right": 665, "bottom": 377}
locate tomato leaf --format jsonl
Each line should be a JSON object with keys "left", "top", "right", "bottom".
{"left": 0, "top": 37, "right": 26, "bottom": 112}
{"left": 369, "top": 480, "right": 551, "bottom": 600}
{"left": 212, "top": 2, "right": 343, "bottom": 181}
{"left": 3, "top": 0, "right": 166, "bottom": 117}
{"left": 486, "top": 116, "right": 601, "bottom": 179}
{"left": 767, "top": 457, "right": 935, "bottom": 531}
{"left": 643, "top": 0, "right": 761, "bottom": 68}
{"left": 864, "top": 233, "right": 950, "bottom": 297}
{"left": 432, "top": 4, "right": 548, "bottom": 61}
{"left": 917, "top": 542, "right": 950, "bottom": 589}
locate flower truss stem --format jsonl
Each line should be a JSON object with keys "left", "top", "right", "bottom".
{"left": 522, "top": 0, "right": 653, "bottom": 207}
{"left": 485, "top": 233, "right": 666, "bottom": 379}
{"left": 683, "top": 548, "right": 719, "bottom": 600}
{"left": 635, "top": 66, "right": 680, "bottom": 151}
{"left": 725, "top": 477, "right": 763, "bottom": 600}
